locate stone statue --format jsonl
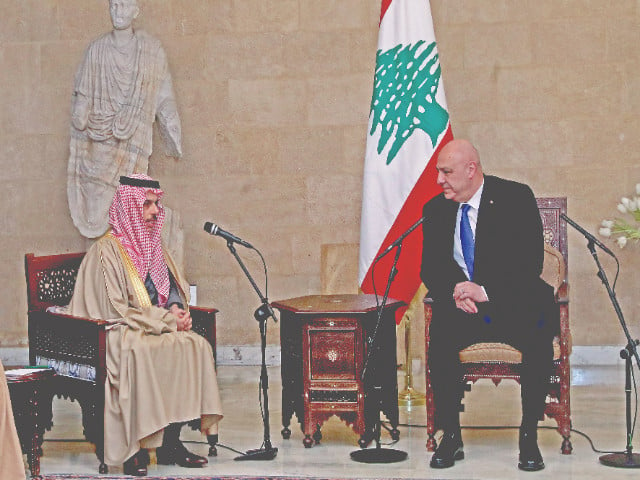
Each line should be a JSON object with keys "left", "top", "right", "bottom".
{"left": 67, "top": 0, "right": 183, "bottom": 265}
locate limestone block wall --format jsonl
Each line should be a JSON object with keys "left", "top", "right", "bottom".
{"left": 1, "top": 0, "right": 640, "bottom": 357}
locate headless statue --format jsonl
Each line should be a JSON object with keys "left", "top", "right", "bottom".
{"left": 67, "top": 0, "right": 183, "bottom": 266}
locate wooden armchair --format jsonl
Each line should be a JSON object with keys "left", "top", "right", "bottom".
{"left": 424, "top": 197, "right": 572, "bottom": 455}
{"left": 25, "top": 252, "right": 217, "bottom": 474}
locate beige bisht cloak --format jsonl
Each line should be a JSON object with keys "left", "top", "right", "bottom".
{"left": 67, "top": 234, "right": 222, "bottom": 466}
{"left": 0, "top": 360, "right": 26, "bottom": 480}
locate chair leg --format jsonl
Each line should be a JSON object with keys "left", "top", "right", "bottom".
{"left": 97, "top": 439, "right": 108, "bottom": 473}
{"left": 425, "top": 386, "right": 437, "bottom": 451}
{"left": 424, "top": 303, "right": 438, "bottom": 452}
{"left": 426, "top": 431, "right": 437, "bottom": 452}
{"left": 545, "top": 403, "right": 572, "bottom": 454}
{"left": 549, "top": 370, "right": 572, "bottom": 454}
{"left": 559, "top": 415, "right": 572, "bottom": 454}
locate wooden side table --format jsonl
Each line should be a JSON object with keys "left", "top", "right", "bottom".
{"left": 6, "top": 367, "right": 55, "bottom": 477}
{"left": 273, "top": 294, "right": 404, "bottom": 448}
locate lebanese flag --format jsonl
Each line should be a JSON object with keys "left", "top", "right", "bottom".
{"left": 359, "top": 0, "right": 453, "bottom": 320}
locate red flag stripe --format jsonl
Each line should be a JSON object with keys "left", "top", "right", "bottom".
{"left": 380, "top": 0, "right": 393, "bottom": 22}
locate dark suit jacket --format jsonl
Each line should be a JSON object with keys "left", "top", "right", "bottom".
{"left": 421, "top": 175, "right": 558, "bottom": 335}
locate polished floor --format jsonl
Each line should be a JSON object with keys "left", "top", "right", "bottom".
{"left": 36, "top": 364, "right": 640, "bottom": 479}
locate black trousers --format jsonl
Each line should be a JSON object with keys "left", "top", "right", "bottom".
{"left": 428, "top": 301, "right": 555, "bottom": 433}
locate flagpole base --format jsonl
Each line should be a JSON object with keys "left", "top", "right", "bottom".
{"left": 398, "top": 386, "right": 426, "bottom": 408}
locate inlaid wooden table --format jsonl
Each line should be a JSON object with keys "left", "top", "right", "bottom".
{"left": 272, "top": 294, "right": 404, "bottom": 448}
{"left": 6, "top": 366, "right": 55, "bottom": 477}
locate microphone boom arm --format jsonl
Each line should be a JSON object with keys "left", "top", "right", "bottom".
{"left": 375, "top": 217, "right": 424, "bottom": 262}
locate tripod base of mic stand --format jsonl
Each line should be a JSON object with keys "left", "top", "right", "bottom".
{"left": 600, "top": 452, "right": 640, "bottom": 468}
{"left": 350, "top": 447, "right": 407, "bottom": 464}
{"left": 234, "top": 446, "right": 278, "bottom": 461}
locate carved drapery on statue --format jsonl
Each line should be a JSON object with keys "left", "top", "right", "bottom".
{"left": 67, "top": 29, "right": 184, "bottom": 267}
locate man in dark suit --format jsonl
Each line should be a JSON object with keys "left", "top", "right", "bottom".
{"left": 421, "top": 139, "right": 557, "bottom": 471}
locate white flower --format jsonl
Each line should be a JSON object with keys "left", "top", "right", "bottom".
{"left": 599, "top": 227, "right": 612, "bottom": 237}
{"left": 616, "top": 236, "right": 628, "bottom": 248}
{"left": 601, "top": 220, "right": 614, "bottom": 228}
{"left": 600, "top": 183, "right": 640, "bottom": 248}
{"left": 621, "top": 197, "right": 632, "bottom": 209}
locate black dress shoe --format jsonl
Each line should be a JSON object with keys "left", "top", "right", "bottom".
{"left": 518, "top": 430, "right": 545, "bottom": 471}
{"left": 430, "top": 431, "right": 464, "bottom": 469}
{"left": 123, "top": 449, "right": 148, "bottom": 477}
{"left": 157, "top": 441, "right": 208, "bottom": 468}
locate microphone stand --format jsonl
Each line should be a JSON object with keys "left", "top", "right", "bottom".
{"left": 578, "top": 238, "right": 640, "bottom": 468}
{"left": 225, "top": 240, "right": 278, "bottom": 461}
{"left": 350, "top": 244, "right": 407, "bottom": 463}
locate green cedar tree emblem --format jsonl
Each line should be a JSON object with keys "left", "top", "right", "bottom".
{"left": 369, "top": 40, "right": 449, "bottom": 165}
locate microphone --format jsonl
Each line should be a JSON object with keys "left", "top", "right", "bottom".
{"left": 375, "top": 216, "right": 425, "bottom": 261}
{"left": 204, "top": 222, "right": 253, "bottom": 249}
{"left": 560, "top": 213, "right": 615, "bottom": 257}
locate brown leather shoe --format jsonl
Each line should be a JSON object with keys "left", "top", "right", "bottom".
{"left": 123, "top": 449, "right": 148, "bottom": 476}
{"left": 157, "top": 441, "right": 208, "bottom": 468}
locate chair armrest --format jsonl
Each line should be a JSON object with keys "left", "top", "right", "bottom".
{"left": 556, "top": 281, "right": 569, "bottom": 304}
{"left": 555, "top": 282, "right": 571, "bottom": 357}
{"left": 190, "top": 305, "right": 219, "bottom": 316}
{"left": 28, "top": 310, "right": 109, "bottom": 384}
{"left": 35, "top": 311, "right": 111, "bottom": 327}
{"left": 189, "top": 306, "right": 218, "bottom": 363}
{"left": 423, "top": 297, "right": 433, "bottom": 325}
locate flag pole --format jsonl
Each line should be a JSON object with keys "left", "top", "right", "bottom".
{"left": 398, "top": 297, "right": 425, "bottom": 408}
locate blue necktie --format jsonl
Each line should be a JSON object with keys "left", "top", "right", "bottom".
{"left": 460, "top": 203, "right": 475, "bottom": 280}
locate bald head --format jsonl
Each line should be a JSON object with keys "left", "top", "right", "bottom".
{"left": 435, "top": 139, "right": 484, "bottom": 203}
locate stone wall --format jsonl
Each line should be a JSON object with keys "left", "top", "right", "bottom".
{"left": 2, "top": 0, "right": 640, "bottom": 357}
